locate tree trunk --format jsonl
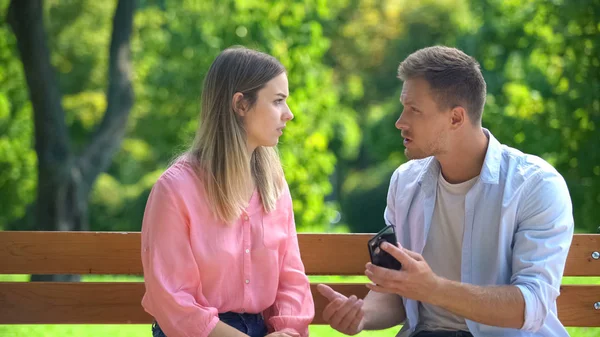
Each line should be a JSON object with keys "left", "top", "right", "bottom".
{"left": 30, "top": 168, "right": 89, "bottom": 282}
{"left": 7, "top": 0, "right": 136, "bottom": 282}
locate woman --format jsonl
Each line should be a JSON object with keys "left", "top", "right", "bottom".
{"left": 141, "top": 46, "right": 314, "bottom": 337}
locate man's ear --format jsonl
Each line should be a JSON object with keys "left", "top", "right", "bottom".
{"left": 450, "top": 106, "right": 467, "bottom": 130}
{"left": 232, "top": 92, "right": 248, "bottom": 116}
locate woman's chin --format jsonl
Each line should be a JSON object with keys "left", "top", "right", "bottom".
{"left": 258, "top": 139, "right": 279, "bottom": 148}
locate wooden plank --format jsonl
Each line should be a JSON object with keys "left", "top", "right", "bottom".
{"left": 0, "top": 282, "right": 367, "bottom": 324}
{"left": 0, "top": 282, "right": 151, "bottom": 324}
{"left": 564, "top": 234, "right": 600, "bottom": 276}
{"left": 1, "top": 232, "right": 599, "bottom": 276}
{"left": 0, "top": 231, "right": 142, "bottom": 275}
{"left": 557, "top": 285, "right": 600, "bottom": 327}
{"left": 300, "top": 234, "right": 370, "bottom": 275}
{"left": 0, "top": 282, "right": 598, "bottom": 327}
{"left": 0, "top": 231, "right": 372, "bottom": 275}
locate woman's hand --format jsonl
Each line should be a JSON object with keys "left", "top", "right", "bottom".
{"left": 266, "top": 329, "right": 301, "bottom": 337}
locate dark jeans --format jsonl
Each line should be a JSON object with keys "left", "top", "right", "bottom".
{"left": 152, "top": 312, "right": 268, "bottom": 337}
{"left": 414, "top": 331, "right": 473, "bottom": 337}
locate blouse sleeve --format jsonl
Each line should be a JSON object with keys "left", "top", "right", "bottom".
{"left": 141, "top": 177, "right": 220, "bottom": 337}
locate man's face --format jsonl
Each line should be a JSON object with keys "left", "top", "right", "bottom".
{"left": 395, "top": 77, "right": 451, "bottom": 160}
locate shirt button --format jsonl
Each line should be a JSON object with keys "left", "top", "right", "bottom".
{"left": 245, "top": 249, "right": 250, "bottom": 253}
{"left": 243, "top": 215, "right": 249, "bottom": 221}
{"left": 245, "top": 279, "right": 250, "bottom": 284}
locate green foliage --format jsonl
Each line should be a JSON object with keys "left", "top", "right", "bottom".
{"left": 114, "top": 0, "right": 352, "bottom": 230}
{"left": 467, "top": 0, "right": 600, "bottom": 233}
{"left": 1, "top": 0, "right": 353, "bottom": 231}
{"left": 324, "top": 0, "right": 482, "bottom": 232}
{"left": 1, "top": 325, "right": 598, "bottom": 337}
{"left": 1, "top": 0, "right": 598, "bottom": 233}
{"left": 0, "top": 1, "right": 37, "bottom": 228}
{"left": 325, "top": 0, "right": 600, "bottom": 233}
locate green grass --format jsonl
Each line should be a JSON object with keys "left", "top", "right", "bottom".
{"left": 1, "top": 275, "right": 599, "bottom": 337}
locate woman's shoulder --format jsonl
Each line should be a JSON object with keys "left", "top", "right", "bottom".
{"left": 155, "top": 158, "right": 203, "bottom": 192}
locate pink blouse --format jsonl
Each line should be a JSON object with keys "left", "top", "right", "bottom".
{"left": 141, "top": 161, "right": 314, "bottom": 337}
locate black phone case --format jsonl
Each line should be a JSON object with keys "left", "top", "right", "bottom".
{"left": 368, "top": 225, "right": 402, "bottom": 270}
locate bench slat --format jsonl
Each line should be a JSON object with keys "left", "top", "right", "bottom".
{"left": 0, "top": 231, "right": 141, "bottom": 275}
{"left": 1, "top": 231, "right": 598, "bottom": 276}
{"left": 0, "top": 282, "right": 598, "bottom": 327}
{"left": 564, "top": 234, "right": 600, "bottom": 276}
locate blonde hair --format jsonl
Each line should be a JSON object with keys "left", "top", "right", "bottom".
{"left": 185, "top": 46, "right": 286, "bottom": 223}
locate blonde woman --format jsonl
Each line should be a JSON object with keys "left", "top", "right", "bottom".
{"left": 141, "top": 47, "right": 314, "bottom": 337}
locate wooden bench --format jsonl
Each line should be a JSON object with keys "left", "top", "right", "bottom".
{"left": 0, "top": 231, "right": 599, "bottom": 328}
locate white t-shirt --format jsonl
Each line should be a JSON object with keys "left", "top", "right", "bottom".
{"left": 414, "top": 172, "right": 479, "bottom": 334}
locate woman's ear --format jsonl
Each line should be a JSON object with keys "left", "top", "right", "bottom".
{"left": 232, "top": 92, "right": 248, "bottom": 116}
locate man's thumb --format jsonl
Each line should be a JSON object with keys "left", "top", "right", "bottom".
{"left": 316, "top": 283, "right": 343, "bottom": 301}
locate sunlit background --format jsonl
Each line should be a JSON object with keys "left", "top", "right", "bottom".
{"left": 0, "top": 0, "right": 599, "bottom": 336}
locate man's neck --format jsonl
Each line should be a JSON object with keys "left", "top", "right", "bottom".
{"left": 436, "top": 127, "right": 489, "bottom": 184}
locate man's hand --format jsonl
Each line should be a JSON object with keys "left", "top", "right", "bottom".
{"left": 316, "top": 284, "right": 365, "bottom": 335}
{"left": 365, "top": 242, "right": 441, "bottom": 303}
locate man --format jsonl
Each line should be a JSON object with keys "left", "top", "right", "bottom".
{"left": 317, "top": 46, "right": 574, "bottom": 337}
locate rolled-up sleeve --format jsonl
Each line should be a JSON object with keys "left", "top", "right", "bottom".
{"left": 141, "top": 178, "right": 219, "bottom": 337}
{"left": 511, "top": 170, "right": 574, "bottom": 332}
{"left": 263, "top": 188, "right": 315, "bottom": 337}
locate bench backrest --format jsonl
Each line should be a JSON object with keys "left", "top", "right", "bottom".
{"left": 0, "top": 231, "right": 599, "bottom": 326}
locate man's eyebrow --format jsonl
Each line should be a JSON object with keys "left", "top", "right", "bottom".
{"left": 401, "top": 98, "right": 417, "bottom": 106}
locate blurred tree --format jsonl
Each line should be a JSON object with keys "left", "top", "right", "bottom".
{"left": 1, "top": 0, "right": 597, "bottom": 237}
{"left": 2, "top": 0, "right": 356, "bottom": 234}
{"left": 90, "top": 0, "right": 356, "bottom": 232}
{"left": 466, "top": 0, "right": 600, "bottom": 233}
{"left": 6, "top": 0, "right": 136, "bottom": 281}
{"left": 325, "top": 0, "right": 599, "bottom": 233}
{"left": 323, "top": 0, "right": 479, "bottom": 232}
{"left": 0, "top": 5, "right": 36, "bottom": 228}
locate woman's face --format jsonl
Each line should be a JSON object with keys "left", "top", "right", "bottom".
{"left": 242, "top": 73, "right": 294, "bottom": 153}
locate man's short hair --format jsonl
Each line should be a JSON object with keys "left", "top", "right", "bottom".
{"left": 398, "top": 46, "right": 487, "bottom": 124}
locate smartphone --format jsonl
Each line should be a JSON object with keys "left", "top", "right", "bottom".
{"left": 368, "top": 224, "right": 402, "bottom": 270}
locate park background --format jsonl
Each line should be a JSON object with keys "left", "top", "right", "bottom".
{"left": 0, "top": 0, "right": 599, "bottom": 336}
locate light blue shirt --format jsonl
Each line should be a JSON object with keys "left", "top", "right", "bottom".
{"left": 385, "top": 129, "right": 574, "bottom": 337}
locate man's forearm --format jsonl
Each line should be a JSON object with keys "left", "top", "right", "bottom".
{"left": 363, "top": 290, "right": 406, "bottom": 330}
{"left": 429, "top": 278, "right": 525, "bottom": 329}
